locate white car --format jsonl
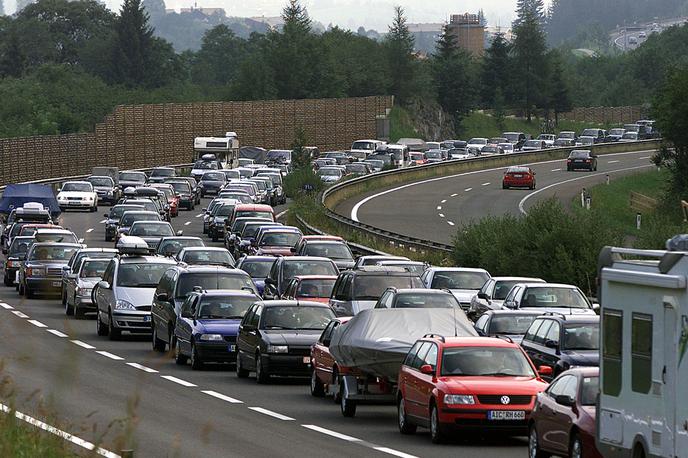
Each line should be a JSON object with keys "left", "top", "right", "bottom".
{"left": 57, "top": 181, "right": 98, "bottom": 212}
{"left": 421, "top": 267, "right": 491, "bottom": 311}
{"left": 536, "top": 134, "right": 556, "bottom": 147}
{"left": 466, "top": 138, "right": 488, "bottom": 154}
{"left": 498, "top": 143, "right": 515, "bottom": 154}
{"left": 468, "top": 276, "right": 546, "bottom": 319}
{"left": 318, "top": 166, "right": 344, "bottom": 183}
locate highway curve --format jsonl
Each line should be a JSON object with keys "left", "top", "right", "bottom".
{"left": 337, "top": 149, "right": 657, "bottom": 245}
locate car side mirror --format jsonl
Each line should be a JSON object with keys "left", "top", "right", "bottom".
{"left": 477, "top": 292, "right": 489, "bottom": 300}
{"left": 555, "top": 394, "right": 575, "bottom": 407}
{"left": 98, "top": 281, "right": 110, "bottom": 289}
{"left": 156, "top": 293, "right": 169, "bottom": 302}
{"left": 290, "top": 247, "right": 296, "bottom": 253}
{"left": 504, "top": 301, "right": 516, "bottom": 309}
{"left": 538, "top": 365, "right": 553, "bottom": 377}
{"left": 103, "top": 213, "right": 109, "bottom": 218}
{"left": 176, "top": 230, "right": 183, "bottom": 236}
{"left": 545, "top": 340, "right": 559, "bottom": 349}
{"left": 419, "top": 364, "right": 435, "bottom": 375}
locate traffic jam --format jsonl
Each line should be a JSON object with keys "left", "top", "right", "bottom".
{"left": 0, "top": 132, "right": 684, "bottom": 458}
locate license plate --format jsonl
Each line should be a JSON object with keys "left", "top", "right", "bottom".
{"left": 574, "top": 159, "right": 582, "bottom": 162}
{"left": 52, "top": 281, "right": 61, "bottom": 287}
{"left": 488, "top": 410, "right": 525, "bottom": 421}
{"left": 143, "top": 316, "right": 150, "bottom": 322}
{"left": 226, "top": 344, "right": 235, "bottom": 352}
{"left": 303, "top": 356, "right": 311, "bottom": 364}
{"left": 513, "top": 174, "right": 523, "bottom": 178}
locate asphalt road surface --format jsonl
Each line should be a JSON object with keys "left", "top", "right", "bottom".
{"left": 337, "top": 149, "right": 657, "bottom": 245}
{"left": 0, "top": 198, "right": 527, "bottom": 457}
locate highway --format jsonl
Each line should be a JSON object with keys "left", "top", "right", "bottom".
{"left": 0, "top": 197, "right": 526, "bottom": 457}
{"left": 336, "top": 149, "right": 657, "bottom": 245}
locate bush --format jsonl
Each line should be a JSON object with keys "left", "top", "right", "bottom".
{"left": 283, "top": 167, "right": 323, "bottom": 199}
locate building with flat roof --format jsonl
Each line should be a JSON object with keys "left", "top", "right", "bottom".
{"left": 446, "top": 13, "right": 486, "bottom": 56}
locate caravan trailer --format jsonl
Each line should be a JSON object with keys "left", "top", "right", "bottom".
{"left": 193, "top": 132, "right": 239, "bottom": 169}
{"left": 597, "top": 244, "right": 688, "bottom": 458}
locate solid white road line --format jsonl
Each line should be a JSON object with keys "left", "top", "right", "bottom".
{"left": 86, "top": 228, "right": 94, "bottom": 233}
{"left": 11, "top": 310, "right": 29, "bottom": 318}
{"left": 160, "top": 375, "right": 197, "bottom": 387}
{"left": 0, "top": 403, "right": 120, "bottom": 458}
{"left": 436, "top": 206, "right": 442, "bottom": 210}
{"left": 0, "top": 302, "right": 14, "bottom": 309}
{"left": 275, "top": 209, "right": 289, "bottom": 220}
{"left": 95, "top": 351, "right": 124, "bottom": 361}
{"left": 373, "top": 447, "right": 419, "bottom": 458}
{"left": 201, "top": 390, "right": 243, "bottom": 404}
{"left": 27, "top": 319, "right": 47, "bottom": 328}
{"left": 301, "top": 424, "right": 361, "bottom": 442}
{"left": 438, "top": 213, "right": 444, "bottom": 218}
{"left": 70, "top": 340, "right": 96, "bottom": 350}
{"left": 126, "top": 363, "right": 158, "bottom": 373}
{"left": 481, "top": 182, "right": 491, "bottom": 186}
{"left": 248, "top": 407, "right": 294, "bottom": 421}
{"left": 47, "top": 329, "right": 68, "bottom": 338}
{"left": 464, "top": 187, "right": 473, "bottom": 192}
{"left": 447, "top": 221, "right": 455, "bottom": 226}
{"left": 195, "top": 213, "right": 203, "bottom": 218}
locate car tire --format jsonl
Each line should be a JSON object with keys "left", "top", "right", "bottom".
{"left": 236, "top": 353, "right": 249, "bottom": 378}
{"left": 570, "top": 433, "right": 583, "bottom": 458}
{"left": 340, "top": 382, "right": 356, "bottom": 417}
{"left": 65, "top": 297, "right": 74, "bottom": 316}
{"left": 528, "top": 424, "right": 550, "bottom": 458}
{"left": 256, "top": 353, "right": 270, "bottom": 384}
{"left": 61, "top": 290, "right": 67, "bottom": 305}
{"left": 108, "top": 312, "right": 121, "bottom": 340}
{"left": 398, "top": 396, "right": 417, "bottom": 434}
{"left": 430, "top": 404, "right": 446, "bottom": 444}
{"left": 96, "top": 312, "right": 108, "bottom": 336}
{"left": 503, "top": 184, "right": 508, "bottom": 189}
{"left": 3, "top": 275, "right": 12, "bottom": 287}
{"left": 190, "top": 342, "right": 204, "bottom": 370}
{"left": 152, "top": 323, "right": 166, "bottom": 352}
{"left": 174, "top": 341, "right": 188, "bottom": 365}
{"left": 74, "top": 302, "right": 85, "bottom": 319}
{"left": 211, "top": 232, "right": 218, "bottom": 242}
{"left": 26, "top": 285, "right": 35, "bottom": 299}
{"left": 310, "top": 369, "right": 325, "bottom": 397}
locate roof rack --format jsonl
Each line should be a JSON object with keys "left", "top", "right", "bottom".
{"left": 116, "top": 236, "right": 150, "bottom": 256}
{"left": 423, "top": 333, "right": 445, "bottom": 343}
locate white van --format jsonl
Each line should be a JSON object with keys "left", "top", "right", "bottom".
{"left": 597, "top": 243, "right": 688, "bottom": 458}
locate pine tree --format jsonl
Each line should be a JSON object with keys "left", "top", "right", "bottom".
{"left": 511, "top": 2, "right": 547, "bottom": 121}
{"left": 0, "top": 31, "right": 26, "bottom": 78}
{"left": 548, "top": 51, "right": 572, "bottom": 124}
{"left": 513, "top": 0, "right": 546, "bottom": 27}
{"left": 110, "top": 0, "right": 155, "bottom": 86}
{"left": 282, "top": 0, "right": 311, "bottom": 35}
{"left": 385, "top": 6, "right": 416, "bottom": 104}
{"left": 480, "top": 32, "right": 510, "bottom": 107}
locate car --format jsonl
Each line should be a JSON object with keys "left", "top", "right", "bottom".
{"left": 237, "top": 158, "right": 254, "bottom": 167}
{"left": 473, "top": 310, "right": 543, "bottom": 344}
{"left": 576, "top": 136, "right": 595, "bottom": 147}
{"left": 253, "top": 227, "right": 303, "bottom": 257}
{"left": 175, "top": 176, "right": 202, "bottom": 205}
{"left": 480, "top": 145, "right": 503, "bottom": 156}
{"left": 254, "top": 172, "right": 286, "bottom": 205}
{"left": 321, "top": 151, "right": 352, "bottom": 165}
{"left": 374, "top": 288, "right": 459, "bottom": 309}
{"left": 190, "top": 159, "right": 220, "bottom": 182}
{"left": 555, "top": 131, "right": 577, "bottom": 146}
{"left": 103, "top": 204, "right": 144, "bottom": 241}
{"left": 521, "top": 313, "right": 600, "bottom": 380}
{"left": 235, "top": 255, "right": 276, "bottom": 296}
{"left": 118, "top": 170, "right": 148, "bottom": 189}
{"left": 3, "top": 236, "right": 35, "bottom": 287}
{"left": 198, "top": 171, "right": 227, "bottom": 197}
{"left": 466, "top": 137, "right": 488, "bottom": 154}
{"left": 174, "top": 289, "right": 260, "bottom": 369}
{"left": 232, "top": 221, "right": 282, "bottom": 258}
{"left": 176, "top": 247, "right": 236, "bottom": 267}
{"left": 566, "top": 150, "right": 597, "bottom": 171}
{"left": 619, "top": 131, "right": 639, "bottom": 142}
{"left": 502, "top": 166, "right": 536, "bottom": 190}
{"left": 202, "top": 198, "right": 234, "bottom": 234}
{"left": 33, "top": 228, "right": 79, "bottom": 244}
{"left": 488, "top": 137, "right": 508, "bottom": 145}
{"left": 318, "top": 167, "right": 344, "bottom": 183}
{"left": 225, "top": 217, "right": 276, "bottom": 254}
{"left": 363, "top": 158, "right": 385, "bottom": 172}
{"left": 62, "top": 247, "right": 118, "bottom": 311}
{"left": 155, "top": 236, "right": 204, "bottom": 258}
{"left": 116, "top": 210, "right": 162, "bottom": 241}
{"left": 329, "top": 266, "right": 425, "bottom": 316}
{"left": 225, "top": 182, "right": 260, "bottom": 203}
{"left": 503, "top": 132, "right": 529, "bottom": 150}
{"left": 536, "top": 134, "right": 556, "bottom": 147}
{"left": 218, "top": 190, "right": 253, "bottom": 205}
{"left": 230, "top": 204, "right": 275, "bottom": 228}
{"left": 295, "top": 239, "right": 355, "bottom": 271}
{"left": 65, "top": 257, "right": 112, "bottom": 318}
{"left": 350, "top": 139, "right": 385, "bottom": 159}
{"left": 468, "top": 276, "right": 546, "bottom": 319}
{"left": 164, "top": 179, "right": 195, "bottom": 210}
{"left": 310, "top": 316, "right": 352, "bottom": 398}
{"left": 282, "top": 275, "right": 337, "bottom": 304}
{"left": 313, "top": 159, "right": 337, "bottom": 170}
{"left": 236, "top": 300, "right": 336, "bottom": 383}
{"left": 150, "top": 183, "right": 180, "bottom": 218}
{"left": 421, "top": 267, "right": 491, "bottom": 312}
{"left": 56, "top": 181, "right": 99, "bottom": 212}
{"left": 579, "top": 128, "right": 607, "bottom": 144}
{"left": 521, "top": 140, "right": 546, "bottom": 152}
{"left": 128, "top": 221, "right": 178, "bottom": 251}
{"left": 87, "top": 175, "right": 121, "bottom": 204}
{"left": 528, "top": 367, "right": 601, "bottom": 458}
{"left": 246, "top": 178, "right": 271, "bottom": 204}
{"left": 344, "top": 162, "right": 373, "bottom": 175}
{"left": 607, "top": 127, "right": 626, "bottom": 142}
{"left": 409, "top": 152, "right": 428, "bottom": 166}
{"left": 263, "top": 256, "right": 339, "bottom": 300}
{"left": 502, "top": 282, "right": 595, "bottom": 315}
{"left": 208, "top": 202, "right": 240, "bottom": 242}
{"left": 249, "top": 176, "right": 278, "bottom": 205}
{"left": 424, "top": 149, "right": 446, "bottom": 163}
{"left": 117, "top": 197, "right": 164, "bottom": 221}
{"left": 147, "top": 166, "right": 176, "bottom": 183}
{"left": 353, "top": 255, "right": 410, "bottom": 270}
{"left": 19, "top": 242, "right": 81, "bottom": 298}
{"left": 396, "top": 336, "right": 550, "bottom": 443}
{"left": 151, "top": 265, "right": 258, "bottom": 352}
{"left": 2, "top": 222, "right": 49, "bottom": 255}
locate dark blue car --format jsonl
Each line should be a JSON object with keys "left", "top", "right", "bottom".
{"left": 236, "top": 256, "right": 276, "bottom": 297}
{"left": 174, "top": 289, "right": 260, "bottom": 369}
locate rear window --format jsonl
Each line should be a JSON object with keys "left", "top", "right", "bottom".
{"left": 181, "top": 250, "right": 234, "bottom": 266}
{"left": 198, "top": 296, "right": 255, "bottom": 319}
{"left": 563, "top": 323, "right": 599, "bottom": 350}
{"left": 261, "top": 306, "right": 334, "bottom": 330}
{"left": 569, "top": 151, "right": 590, "bottom": 159}
{"left": 175, "top": 272, "right": 254, "bottom": 299}
{"left": 352, "top": 275, "right": 424, "bottom": 300}
{"left": 304, "top": 243, "right": 353, "bottom": 260}
{"left": 130, "top": 223, "right": 173, "bottom": 237}
{"left": 521, "top": 286, "right": 590, "bottom": 309}
{"left": 430, "top": 271, "right": 489, "bottom": 290}
{"left": 393, "top": 293, "right": 457, "bottom": 309}
{"left": 202, "top": 172, "right": 225, "bottom": 181}
{"left": 239, "top": 259, "right": 274, "bottom": 278}
{"left": 236, "top": 211, "right": 274, "bottom": 221}
{"left": 489, "top": 315, "right": 538, "bottom": 335}
{"left": 282, "top": 260, "right": 338, "bottom": 281}
{"left": 296, "top": 278, "right": 336, "bottom": 298}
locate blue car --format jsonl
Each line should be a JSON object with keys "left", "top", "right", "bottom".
{"left": 174, "top": 289, "right": 260, "bottom": 369}
{"left": 235, "top": 256, "right": 276, "bottom": 297}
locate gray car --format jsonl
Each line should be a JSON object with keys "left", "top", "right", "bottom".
{"left": 19, "top": 242, "right": 81, "bottom": 298}
{"left": 62, "top": 247, "right": 118, "bottom": 313}
{"left": 65, "top": 258, "right": 112, "bottom": 318}
{"left": 128, "top": 221, "right": 178, "bottom": 251}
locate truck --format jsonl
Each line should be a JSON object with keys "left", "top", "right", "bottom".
{"left": 596, "top": 241, "right": 688, "bottom": 458}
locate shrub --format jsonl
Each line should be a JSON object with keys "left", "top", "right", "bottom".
{"left": 283, "top": 167, "right": 323, "bottom": 199}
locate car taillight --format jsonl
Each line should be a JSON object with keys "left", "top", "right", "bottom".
{"left": 567, "top": 159, "right": 572, "bottom": 163}
{"left": 585, "top": 159, "right": 591, "bottom": 163}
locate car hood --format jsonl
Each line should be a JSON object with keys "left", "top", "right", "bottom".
{"left": 449, "top": 289, "right": 479, "bottom": 303}
{"left": 257, "top": 247, "right": 294, "bottom": 256}
{"left": 197, "top": 319, "right": 240, "bottom": 335}
{"left": 333, "top": 259, "right": 355, "bottom": 270}
{"left": 58, "top": 191, "right": 92, "bottom": 198}
{"left": 114, "top": 287, "right": 155, "bottom": 307}
{"left": 263, "top": 330, "right": 322, "bottom": 346}
{"left": 438, "top": 376, "right": 547, "bottom": 395}
{"left": 26, "top": 260, "right": 69, "bottom": 268}
{"left": 561, "top": 350, "right": 600, "bottom": 365}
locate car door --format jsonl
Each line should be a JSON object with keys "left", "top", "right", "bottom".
{"left": 415, "top": 343, "right": 438, "bottom": 418}
{"left": 399, "top": 342, "right": 423, "bottom": 415}
{"left": 152, "top": 269, "right": 175, "bottom": 338}
{"left": 522, "top": 319, "right": 545, "bottom": 366}
{"left": 312, "top": 322, "right": 335, "bottom": 384}
{"left": 405, "top": 342, "right": 431, "bottom": 418}
{"left": 330, "top": 273, "right": 352, "bottom": 316}
{"left": 541, "top": 320, "right": 562, "bottom": 375}
{"left": 539, "top": 374, "right": 577, "bottom": 453}
{"left": 175, "top": 295, "right": 197, "bottom": 356}
{"left": 528, "top": 319, "right": 554, "bottom": 371}
{"left": 237, "top": 305, "right": 256, "bottom": 366}
{"left": 96, "top": 260, "right": 116, "bottom": 322}
{"left": 263, "top": 262, "right": 280, "bottom": 299}
{"left": 245, "top": 304, "right": 263, "bottom": 370}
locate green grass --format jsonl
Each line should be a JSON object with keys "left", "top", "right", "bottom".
{"left": 460, "top": 112, "right": 609, "bottom": 140}
{"left": 389, "top": 106, "right": 419, "bottom": 142}
{"left": 0, "top": 408, "right": 74, "bottom": 458}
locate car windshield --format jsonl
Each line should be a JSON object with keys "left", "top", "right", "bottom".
{"left": 239, "top": 260, "right": 274, "bottom": 278}
{"left": 9, "top": 239, "right": 34, "bottom": 257}
{"left": 182, "top": 250, "right": 234, "bottom": 266}
{"left": 352, "top": 141, "right": 376, "bottom": 150}
{"left": 62, "top": 183, "right": 92, "bottom": 192}
{"left": 296, "top": 279, "right": 336, "bottom": 298}
{"left": 215, "top": 205, "right": 235, "bottom": 217}
{"left": 168, "top": 182, "right": 190, "bottom": 193}
{"left": 353, "top": 275, "right": 424, "bottom": 300}
{"left": 282, "top": 260, "right": 338, "bottom": 281}
{"left": 521, "top": 286, "right": 590, "bottom": 309}
{"left": 120, "top": 172, "right": 146, "bottom": 182}
{"left": 559, "top": 132, "right": 575, "bottom": 139}
{"left": 202, "top": 172, "right": 224, "bottom": 181}
{"left": 224, "top": 170, "right": 241, "bottom": 179}
{"left": 318, "top": 168, "right": 342, "bottom": 177}
{"left": 80, "top": 260, "right": 110, "bottom": 278}
{"left": 430, "top": 271, "right": 489, "bottom": 290}
{"left": 236, "top": 211, "right": 273, "bottom": 220}
{"left": 151, "top": 169, "right": 174, "bottom": 177}
{"left": 563, "top": 323, "right": 600, "bottom": 350}
{"left": 222, "top": 193, "right": 252, "bottom": 203}
{"left": 570, "top": 151, "right": 590, "bottom": 159}
{"left": 130, "top": 223, "right": 174, "bottom": 237}
{"left": 469, "top": 138, "right": 487, "bottom": 145}
{"left": 121, "top": 213, "right": 159, "bottom": 226}
{"left": 159, "top": 239, "right": 203, "bottom": 255}
{"left": 197, "top": 296, "right": 255, "bottom": 319}
{"left": 262, "top": 306, "right": 334, "bottom": 330}
{"left": 260, "top": 232, "right": 301, "bottom": 247}
{"left": 176, "top": 273, "right": 254, "bottom": 298}
{"left": 393, "top": 293, "right": 457, "bottom": 308}
{"left": 580, "top": 376, "right": 599, "bottom": 406}
{"left": 503, "top": 133, "right": 520, "bottom": 142}
{"left": 29, "top": 246, "right": 78, "bottom": 261}
{"left": 493, "top": 280, "right": 527, "bottom": 300}
{"left": 441, "top": 347, "right": 535, "bottom": 377}
{"left": 194, "top": 161, "right": 218, "bottom": 170}
{"left": 88, "top": 177, "right": 112, "bottom": 187}
{"left": 117, "top": 263, "right": 170, "bottom": 288}
{"left": 581, "top": 129, "right": 598, "bottom": 137}
{"left": 489, "top": 315, "right": 538, "bottom": 335}
{"left": 304, "top": 243, "right": 352, "bottom": 260}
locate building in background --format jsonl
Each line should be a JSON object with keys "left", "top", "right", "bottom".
{"left": 407, "top": 23, "right": 443, "bottom": 55}
{"left": 446, "top": 13, "right": 486, "bottom": 56}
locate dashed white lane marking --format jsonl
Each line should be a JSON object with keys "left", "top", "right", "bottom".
{"left": 481, "top": 182, "right": 491, "bottom": 186}
{"left": 99, "top": 219, "right": 107, "bottom": 224}
{"left": 202, "top": 390, "right": 243, "bottom": 404}
{"left": 47, "top": 329, "right": 68, "bottom": 338}
{"left": 440, "top": 199, "right": 447, "bottom": 203}
{"left": 195, "top": 213, "right": 203, "bottom": 218}
{"left": 184, "top": 221, "right": 191, "bottom": 226}
{"left": 0, "top": 302, "right": 13, "bottom": 309}
{"left": 551, "top": 168, "right": 561, "bottom": 172}
{"left": 640, "top": 156, "right": 651, "bottom": 159}
{"left": 464, "top": 187, "right": 473, "bottom": 192}
{"left": 436, "top": 206, "right": 442, "bottom": 210}
{"left": 70, "top": 340, "right": 96, "bottom": 350}
{"left": 302, "top": 424, "right": 361, "bottom": 442}
{"left": 95, "top": 351, "right": 124, "bottom": 361}
{"left": 12, "top": 310, "right": 29, "bottom": 318}
{"left": 608, "top": 160, "right": 620, "bottom": 164}
{"left": 447, "top": 221, "right": 455, "bottom": 226}
{"left": 0, "top": 403, "right": 120, "bottom": 458}
{"left": 86, "top": 228, "right": 94, "bottom": 233}
{"left": 27, "top": 319, "right": 47, "bottom": 328}
{"left": 450, "top": 193, "right": 458, "bottom": 197}
{"left": 126, "top": 363, "right": 158, "bottom": 373}
{"left": 248, "top": 407, "right": 294, "bottom": 421}
{"left": 438, "top": 213, "right": 445, "bottom": 218}
{"left": 373, "top": 447, "right": 419, "bottom": 458}
{"left": 160, "top": 375, "right": 197, "bottom": 387}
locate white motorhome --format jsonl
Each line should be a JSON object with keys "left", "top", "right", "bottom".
{"left": 597, "top": 243, "right": 688, "bottom": 458}
{"left": 350, "top": 139, "right": 385, "bottom": 161}
{"left": 193, "top": 132, "right": 239, "bottom": 169}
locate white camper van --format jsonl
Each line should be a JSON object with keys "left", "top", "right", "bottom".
{"left": 597, "top": 243, "right": 688, "bottom": 458}
{"left": 193, "top": 132, "right": 239, "bottom": 169}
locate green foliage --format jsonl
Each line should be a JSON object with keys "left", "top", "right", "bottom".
{"left": 460, "top": 111, "right": 602, "bottom": 140}
{"left": 290, "top": 126, "right": 311, "bottom": 170}
{"left": 384, "top": 6, "right": 416, "bottom": 105}
{"left": 283, "top": 167, "right": 323, "bottom": 199}
{"left": 191, "top": 25, "right": 246, "bottom": 86}
{"left": 0, "top": 408, "right": 73, "bottom": 458}
{"left": 480, "top": 33, "right": 511, "bottom": 107}
{"left": 389, "top": 106, "right": 418, "bottom": 142}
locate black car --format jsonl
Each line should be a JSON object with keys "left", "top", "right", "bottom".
{"left": 148, "top": 167, "right": 176, "bottom": 184}
{"left": 165, "top": 179, "right": 195, "bottom": 210}
{"left": 520, "top": 313, "right": 599, "bottom": 381}
{"left": 473, "top": 310, "right": 543, "bottom": 344}
{"left": 118, "top": 170, "right": 148, "bottom": 190}
{"left": 103, "top": 204, "right": 145, "bottom": 241}
{"left": 3, "top": 236, "right": 35, "bottom": 287}
{"left": 566, "top": 150, "right": 597, "bottom": 171}
{"left": 87, "top": 175, "right": 121, "bottom": 204}
{"left": 198, "top": 171, "right": 227, "bottom": 197}
{"left": 263, "top": 256, "right": 339, "bottom": 300}
{"left": 236, "top": 300, "right": 335, "bottom": 383}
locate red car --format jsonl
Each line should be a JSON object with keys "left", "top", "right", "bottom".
{"left": 409, "top": 152, "right": 428, "bottom": 166}
{"left": 397, "top": 336, "right": 550, "bottom": 443}
{"left": 283, "top": 275, "right": 337, "bottom": 304}
{"left": 528, "top": 367, "right": 601, "bottom": 458}
{"left": 230, "top": 204, "right": 275, "bottom": 227}
{"left": 310, "top": 316, "right": 351, "bottom": 399}
{"left": 502, "top": 166, "right": 536, "bottom": 190}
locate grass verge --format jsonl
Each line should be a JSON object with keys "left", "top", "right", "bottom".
{"left": 0, "top": 405, "right": 75, "bottom": 458}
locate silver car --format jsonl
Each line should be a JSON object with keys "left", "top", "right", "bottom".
{"left": 94, "top": 254, "right": 177, "bottom": 340}
{"left": 62, "top": 247, "right": 117, "bottom": 314}
{"left": 65, "top": 258, "right": 112, "bottom": 318}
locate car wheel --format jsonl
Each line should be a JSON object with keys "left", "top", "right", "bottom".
{"left": 256, "top": 353, "right": 270, "bottom": 384}
{"left": 152, "top": 323, "right": 166, "bottom": 352}
{"left": 25, "top": 285, "right": 35, "bottom": 299}
{"left": 502, "top": 184, "right": 508, "bottom": 189}
{"left": 570, "top": 433, "right": 583, "bottom": 458}
{"left": 96, "top": 312, "right": 108, "bottom": 336}
{"left": 174, "top": 340, "right": 188, "bottom": 365}
{"left": 340, "top": 383, "right": 356, "bottom": 417}
{"left": 528, "top": 424, "right": 550, "bottom": 458}
{"left": 398, "top": 396, "right": 417, "bottom": 434}
{"left": 3, "top": 275, "right": 12, "bottom": 287}
{"left": 310, "top": 369, "right": 325, "bottom": 397}
{"left": 190, "top": 341, "right": 204, "bottom": 370}
{"left": 65, "top": 296, "right": 74, "bottom": 316}
{"left": 430, "top": 404, "right": 446, "bottom": 444}
{"left": 61, "top": 290, "right": 67, "bottom": 305}
{"left": 108, "top": 311, "right": 121, "bottom": 340}
{"left": 236, "top": 353, "right": 250, "bottom": 378}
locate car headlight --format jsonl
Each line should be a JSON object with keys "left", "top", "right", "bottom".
{"left": 267, "top": 345, "right": 288, "bottom": 354}
{"left": 115, "top": 300, "right": 136, "bottom": 310}
{"left": 26, "top": 267, "right": 45, "bottom": 277}
{"left": 199, "top": 334, "right": 224, "bottom": 342}
{"left": 443, "top": 394, "right": 475, "bottom": 405}
{"left": 77, "top": 287, "right": 92, "bottom": 296}
{"left": 58, "top": 195, "right": 66, "bottom": 201}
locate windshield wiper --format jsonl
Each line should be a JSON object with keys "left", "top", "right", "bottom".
{"left": 479, "top": 372, "right": 527, "bottom": 377}
{"left": 264, "top": 325, "right": 293, "bottom": 330}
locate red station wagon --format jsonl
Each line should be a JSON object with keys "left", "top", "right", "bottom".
{"left": 397, "top": 336, "right": 550, "bottom": 443}
{"left": 310, "top": 316, "right": 352, "bottom": 399}
{"left": 502, "top": 166, "right": 536, "bottom": 190}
